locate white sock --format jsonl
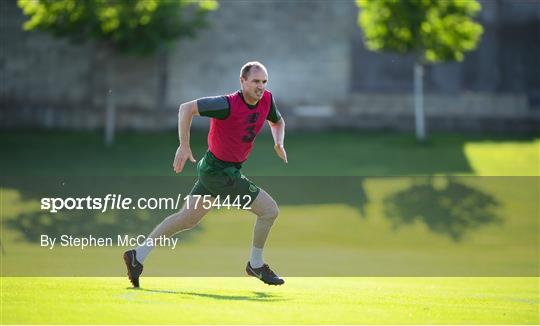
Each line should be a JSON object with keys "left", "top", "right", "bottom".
{"left": 135, "top": 244, "right": 153, "bottom": 264}
{"left": 249, "top": 246, "right": 264, "bottom": 268}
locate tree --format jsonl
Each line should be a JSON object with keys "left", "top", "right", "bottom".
{"left": 18, "top": 0, "right": 218, "bottom": 145}
{"left": 356, "top": 0, "right": 483, "bottom": 141}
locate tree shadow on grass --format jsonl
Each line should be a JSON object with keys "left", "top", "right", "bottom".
{"left": 383, "top": 176, "right": 503, "bottom": 241}
{"left": 1, "top": 175, "right": 507, "bottom": 244}
{"left": 1, "top": 176, "right": 370, "bottom": 244}
{"left": 131, "top": 287, "right": 285, "bottom": 302}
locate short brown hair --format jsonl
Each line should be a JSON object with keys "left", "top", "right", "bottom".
{"left": 240, "top": 61, "right": 267, "bottom": 79}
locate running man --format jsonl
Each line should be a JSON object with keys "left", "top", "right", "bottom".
{"left": 123, "top": 61, "right": 287, "bottom": 287}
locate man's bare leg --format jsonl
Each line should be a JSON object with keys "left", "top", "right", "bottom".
{"left": 248, "top": 189, "right": 279, "bottom": 267}
{"left": 245, "top": 188, "right": 284, "bottom": 285}
{"left": 135, "top": 195, "right": 214, "bottom": 263}
{"left": 123, "top": 195, "right": 214, "bottom": 287}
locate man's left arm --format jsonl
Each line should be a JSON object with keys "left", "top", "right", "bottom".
{"left": 267, "top": 94, "right": 287, "bottom": 163}
{"left": 269, "top": 118, "right": 287, "bottom": 163}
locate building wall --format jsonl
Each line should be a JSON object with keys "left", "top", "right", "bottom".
{"left": 0, "top": 0, "right": 538, "bottom": 133}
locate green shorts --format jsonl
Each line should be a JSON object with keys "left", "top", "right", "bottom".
{"left": 189, "top": 151, "right": 260, "bottom": 206}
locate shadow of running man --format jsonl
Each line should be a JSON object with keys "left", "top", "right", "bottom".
{"left": 129, "top": 287, "right": 286, "bottom": 302}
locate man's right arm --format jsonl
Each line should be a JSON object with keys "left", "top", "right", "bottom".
{"left": 173, "top": 101, "right": 199, "bottom": 173}
{"left": 178, "top": 100, "right": 199, "bottom": 148}
{"left": 173, "top": 96, "right": 229, "bottom": 173}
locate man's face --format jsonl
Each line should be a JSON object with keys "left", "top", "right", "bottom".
{"left": 240, "top": 67, "right": 268, "bottom": 103}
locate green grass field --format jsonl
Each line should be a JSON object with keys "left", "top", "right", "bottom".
{"left": 2, "top": 277, "right": 538, "bottom": 324}
{"left": 1, "top": 130, "right": 539, "bottom": 324}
